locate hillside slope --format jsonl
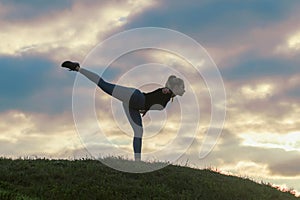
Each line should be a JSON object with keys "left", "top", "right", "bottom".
{"left": 0, "top": 158, "right": 298, "bottom": 200}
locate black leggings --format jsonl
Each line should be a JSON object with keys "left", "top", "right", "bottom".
{"left": 79, "top": 68, "right": 145, "bottom": 161}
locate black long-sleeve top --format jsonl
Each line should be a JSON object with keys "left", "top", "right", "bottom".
{"left": 140, "top": 88, "right": 173, "bottom": 116}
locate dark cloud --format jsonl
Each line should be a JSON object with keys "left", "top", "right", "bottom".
{"left": 1, "top": 0, "right": 74, "bottom": 21}
{"left": 221, "top": 55, "right": 300, "bottom": 80}
{"left": 269, "top": 158, "right": 300, "bottom": 176}
{"left": 0, "top": 55, "right": 75, "bottom": 114}
{"left": 0, "top": 55, "right": 52, "bottom": 96}
{"left": 125, "top": 0, "right": 299, "bottom": 43}
{"left": 228, "top": 95, "right": 293, "bottom": 123}
{"left": 285, "top": 87, "right": 300, "bottom": 99}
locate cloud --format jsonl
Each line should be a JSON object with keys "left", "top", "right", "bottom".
{"left": 219, "top": 65, "right": 300, "bottom": 141}
{"left": 0, "top": 0, "right": 155, "bottom": 60}
{"left": 286, "top": 31, "right": 300, "bottom": 50}
{"left": 240, "top": 83, "right": 274, "bottom": 100}
{"left": 269, "top": 158, "right": 300, "bottom": 176}
{"left": 206, "top": 13, "right": 300, "bottom": 69}
{"left": 240, "top": 132, "right": 300, "bottom": 152}
{"left": 276, "top": 27, "right": 300, "bottom": 56}
{"left": 0, "top": 110, "right": 83, "bottom": 157}
{"left": 180, "top": 130, "right": 300, "bottom": 177}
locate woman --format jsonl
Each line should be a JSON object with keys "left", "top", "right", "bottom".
{"left": 61, "top": 61, "right": 185, "bottom": 161}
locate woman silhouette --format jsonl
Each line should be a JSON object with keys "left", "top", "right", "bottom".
{"left": 61, "top": 61, "right": 185, "bottom": 161}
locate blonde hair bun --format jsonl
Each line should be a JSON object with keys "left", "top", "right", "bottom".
{"left": 165, "top": 75, "right": 184, "bottom": 91}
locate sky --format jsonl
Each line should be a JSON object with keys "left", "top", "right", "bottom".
{"left": 1, "top": 0, "right": 300, "bottom": 194}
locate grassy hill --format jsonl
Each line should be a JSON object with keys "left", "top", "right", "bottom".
{"left": 0, "top": 157, "right": 298, "bottom": 200}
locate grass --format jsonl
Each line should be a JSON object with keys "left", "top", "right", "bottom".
{"left": 0, "top": 157, "right": 298, "bottom": 200}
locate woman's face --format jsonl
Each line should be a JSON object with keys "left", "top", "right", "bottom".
{"left": 172, "top": 84, "right": 185, "bottom": 96}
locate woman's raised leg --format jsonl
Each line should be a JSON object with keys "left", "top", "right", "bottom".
{"left": 79, "top": 68, "right": 145, "bottom": 108}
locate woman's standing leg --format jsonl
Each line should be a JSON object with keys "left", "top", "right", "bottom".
{"left": 79, "top": 68, "right": 145, "bottom": 161}
{"left": 122, "top": 103, "right": 143, "bottom": 161}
